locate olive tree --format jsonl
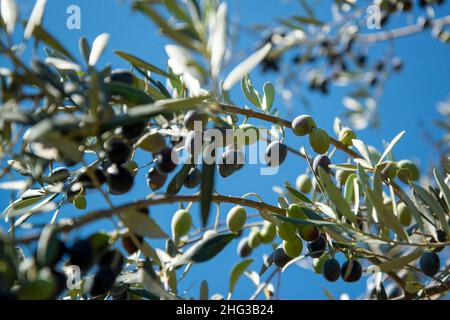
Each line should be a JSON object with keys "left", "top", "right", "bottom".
{"left": 0, "top": 0, "right": 449, "bottom": 300}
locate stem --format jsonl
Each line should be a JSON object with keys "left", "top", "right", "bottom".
{"left": 250, "top": 268, "right": 279, "bottom": 300}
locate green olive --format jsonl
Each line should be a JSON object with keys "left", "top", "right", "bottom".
{"left": 338, "top": 127, "right": 356, "bottom": 147}
{"left": 283, "top": 237, "right": 303, "bottom": 258}
{"left": 248, "top": 228, "right": 262, "bottom": 248}
{"left": 309, "top": 128, "right": 330, "bottom": 154}
{"left": 296, "top": 174, "right": 312, "bottom": 193}
{"left": 226, "top": 206, "right": 247, "bottom": 233}
{"left": 171, "top": 209, "right": 192, "bottom": 238}
{"left": 397, "top": 202, "right": 412, "bottom": 226}
{"left": 259, "top": 221, "right": 276, "bottom": 244}
{"left": 287, "top": 204, "right": 307, "bottom": 220}
{"left": 397, "top": 160, "right": 420, "bottom": 182}
{"left": 276, "top": 222, "right": 297, "bottom": 241}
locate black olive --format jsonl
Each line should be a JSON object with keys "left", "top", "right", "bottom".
{"left": 155, "top": 148, "right": 178, "bottom": 174}
{"left": 106, "top": 165, "right": 134, "bottom": 195}
{"left": 184, "top": 167, "right": 202, "bottom": 189}
{"left": 110, "top": 69, "right": 134, "bottom": 85}
{"left": 264, "top": 141, "right": 288, "bottom": 167}
{"left": 99, "top": 249, "right": 124, "bottom": 276}
{"left": 419, "top": 251, "right": 440, "bottom": 277}
{"left": 323, "top": 259, "right": 340, "bottom": 282}
{"left": 121, "top": 233, "right": 143, "bottom": 255}
{"left": 218, "top": 150, "right": 244, "bottom": 177}
{"left": 76, "top": 168, "right": 106, "bottom": 189}
{"left": 341, "top": 259, "right": 362, "bottom": 282}
{"left": 147, "top": 167, "right": 167, "bottom": 191}
{"left": 237, "top": 238, "right": 253, "bottom": 258}
{"left": 105, "top": 140, "right": 130, "bottom": 165}
{"left": 312, "top": 155, "right": 331, "bottom": 175}
{"left": 89, "top": 267, "right": 117, "bottom": 297}
{"left": 184, "top": 110, "right": 208, "bottom": 131}
{"left": 69, "top": 240, "right": 94, "bottom": 271}
{"left": 119, "top": 121, "right": 147, "bottom": 140}
{"left": 273, "top": 247, "right": 292, "bottom": 268}
{"left": 307, "top": 234, "right": 327, "bottom": 258}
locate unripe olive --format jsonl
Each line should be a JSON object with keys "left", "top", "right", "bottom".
{"left": 46, "top": 167, "right": 70, "bottom": 183}
{"left": 183, "top": 167, "right": 202, "bottom": 189}
{"left": 236, "top": 124, "right": 259, "bottom": 146}
{"left": 292, "top": 115, "right": 316, "bottom": 136}
{"left": 171, "top": 209, "right": 192, "bottom": 238}
{"left": 276, "top": 222, "right": 297, "bottom": 241}
{"left": 282, "top": 237, "right": 303, "bottom": 258}
{"left": 147, "top": 167, "right": 167, "bottom": 191}
{"left": 237, "top": 238, "right": 253, "bottom": 258}
{"left": 155, "top": 148, "right": 179, "bottom": 174}
{"left": 136, "top": 132, "right": 166, "bottom": 154}
{"left": 397, "top": 160, "right": 420, "bottom": 182}
{"left": 110, "top": 69, "right": 134, "bottom": 85}
{"left": 248, "top": 228, "right": 262, "bottom": 249}
{"left": 309, "top": 128, "right": 330, "bottom": 154}
{"left": 73, "top": 194, "right": 87, "bottom": 210}
{"left": 105, "top": 140, "right": 130, "bottom": 165}
{"left": 184, "top": 110, "right": 208, "bottom": 131}
{"left": 298, "top": 225, "right": 320, "bottom": 242}
{"left": 287, "top": 204, "right": 306, "bottom": 219}
{"left": 296, "top": 174, "right": 312, "bottom": 193}
{"left": 307, "top": 234, "right": 327, "bottom": 258}
{"left": 397, "top": 202, "right": 412, "bottom": 226}
{"left": 419, "top": 251, "right": 440, "bottom": 277}
{"left": 264, "top": 141, "right": 288, "bottom": 167}
{"left": 312, "top": 253, "right": 329, "bottom": 274}
{"left": 273, "top": 247, "right": 292, "bottom": 268}
{"left": 341, "top": 259, "right": 362, "bottom": 282}
{"left": 323, "top": 258, "right": 341, "bottom": 282}
{"left": 381, "top": 161, "right": 398, "bottom": 180}
{"left": 313, "top": 154, "right": 331, "bottom": 175}
{"left": 259, "top": 221, "right": 276, "bottom": 244}
{"left": 106, "top": 165, "right": 134, "bottom": 195}
{"left": 226, "top": 206, "right": 247, "bottom": 233}
{"left": 338, "top": 127, "right": 356, "bottom": 147}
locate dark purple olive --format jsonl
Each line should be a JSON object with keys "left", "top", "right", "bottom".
{"left": 273, "top": 247, "right": 292, "bottom": 268}
{"left": 106, "top": 165, "right": 134, "bottom": 195}
{"left": 110, "top": 69, "right": 134, "bottom": 85}
{"left": 120, "top": 121, "right": 147, "bottom": 140}
{"left": 237, "top": 238, "right": 252, "bottom": 258}
{"left": 89, "top": 267, "right": 117, "bottom": 297}
{"left": 155, "top": 148, "right": 178, "bottom": 174}
{"left": 419, "top": 251, "right": 440, "bottom": 277}
{"left": 341, "top": 259, "right": 362, "bottom": 282}
{"left": 323, "top": 259, "right": 340, "bottom": 282}
{"left": 99, "top": 249, "right": 124, "bottom": 276}
{"left": 69, "top": 239, "right": 94, "bottom": 271}
{"left": 147, "top": 167, "right": 167, "bottom": 191}
{"left": 105, "top": 140, "right": 130, "bottom": 165}
{"left": 264, "top": 141, "right": 288, "bottom": 167}
{"left": 307, "top": 234, "right": 327, "bottom": 258}
{"left": 184, "top": 167, "right": 202, "bottom": 189}
{"left": 312, "top": 155, "right": 331, "bottom": 175}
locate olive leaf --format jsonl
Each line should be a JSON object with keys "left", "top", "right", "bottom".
{"left": 2, "top": 189, "right": 47, "bottom": 218}
{"left": 115, "top": 51, "right": 177, "bottom": 80}
{"left": 228, "top": 259, "right": 253, "bottom": 295}
{"left": 259, "top": 253, "right": 274, "bottom": 276}
{"left": 108, "top": 82, "right": 155, "bottom": 105}
{"left": 433, "top": 169, "right": 450, "bottom": 211}
{"left": 79, "top": 37, "right": 91, "bottom": 64}
{"left": 272, "top": 213, "right": 336, "bottom": 227}
{"left": 24, "top": 0, "right": 47, "bottom": 40}
{"left": 318, "top": 168, "right": 357, "bottom": 224}
{"left": 140, "top": 260, "right": 177, "bottom": 300}
{"left": 352, "top": 139, "right": 373, "bottom": 167}
{"left": 411, "top": 183, "right": 450, "bottom": 237}
{"left": 368, "top": 249, "right": 423, "bottom": 273}
{"left": 284, "top": 183, "right": 314, "bottom": 206}
{"left": 223, "top": 42, "right": 272, "bottom": 91}
{"left": 377, "top": 131, "right": 405, "bottom": 165}
{"left": 200, "top": 161, "right": 215, "bottom": 227}
{"left": 171, "top": 233, "right": 235, "bottom": 268}
{"left": 121, "top": 210, "right": 168, "bottom": 239}
{"left": 33, "top": 25, "right": 76, "bottom": 61}
{"left": 88, "top": 33, "right": 109, "bottom": 66}
{"left": 241, "top": 74, "right": 261, "bottom": 107}
{"left": 166, "top": 160, "right": 194, "bottom": 195}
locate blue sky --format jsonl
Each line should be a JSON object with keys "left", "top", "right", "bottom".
{"left": 1, "top": 0, "right": 449, "bottom": 299}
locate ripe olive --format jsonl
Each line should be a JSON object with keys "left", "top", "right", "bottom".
{"left": 298, "top": 225, "right": 320, "bottom": 242}
{"left": 105, "top": 140, "right": 130, "bottom": 165}
{"left": 184, "top": 130, "right": 204, "bottom": 159}
{"left": 106, "top": 165, "right": 134, "bottom": 195}
{"left": 338, "top": 127, "right": 356, "bottom": 147}
{"left": 291, "top": 115, "right": 316, "bottom": 136}
{"left": 341, "top": 259, "right": 362, "bottom": 282}
{"left": 237, "top": 238, "right": 253, "bottom": 258}
{"left": 273, "top": 247, "right": 292, "bottom": 268}
{"left": 307, "top": 234, "right": 327, "bottom": 258}
{"left": 65, "top": 182, "right": 84, "bottom": 202}
{"left": 110, "top": 69, "right": 134, "bottom": 84}
{"left": 296, "top": 174, "right": 312, "bottom": 194}
{"left": 312, "top": 154, "right": 331, "bottom": 175}
{"left": 121, "top": 233, "right": 143, "bottom": 255}
{"left": 309, "top": 128, "right": 330, "bottom": 154}
{"left": 397, "top": 202, "right": 412, "bottom": 226}
{"left": 236, "top": 124, "right": 259, "bottom": 146}
{"left": 147, "top": 167, "right": 167, "bottom": 191}
{"left": 323, "top": 259, "right": 340, "bottom": 282}
{"left": 433, "top": 230, "right": 447, "bottom": 253}
{"left": 248, "top": 228, "right": 262, "bottom": 249}
{"left": 119, "top": 121, "right": 147, "bottom": 140}
{"left": 264, "top": 141, "right": 288, "bottom": 167}
{"left": 99, "top": 249, "right": 125, "bottom": 276}
{"left": 183, "top": 167, "right": 202, "bottom": 189}
{"left": 276, "top": 222, "right": 297, "bottom": 241}
{"left": 226, "top": 206, "right": 247, "bottom": 233}
{"left": 184, "top": 110, "right": 209, "bottom": 131}
{"left": 46, "top": 167, "right": 70, "bottom": 183}
{"left": 419, "top": 251, "right": 440, "bottom": 277}
{"left": 218, "top": 150, "right": 244, "bottom": 177}
{"left": 171, "top": 209, "right": 192, "bottom": 238}
{"left": 259, "top": 221, "right": 276, "bottom": 244}
{"left": 89, "top": 267, "right": 117, "bottom": 297}
{"left": 397, "top": 160, "right": 420, "bottom": 182}
{"left": 283, "top": 237, "right": 303, "bottom": 258}
{"left": 69, "top": 239, "right": 94, "bottom": 271}
{"left": 155, "top": 148, "right": 178, "bottom": 174}
{"left": 76, "top": 168, "right": 106, "bottom": 189}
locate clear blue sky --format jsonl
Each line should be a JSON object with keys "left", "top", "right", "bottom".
{"left": 1, "top": 0, "right": 449, "bottom": 299}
